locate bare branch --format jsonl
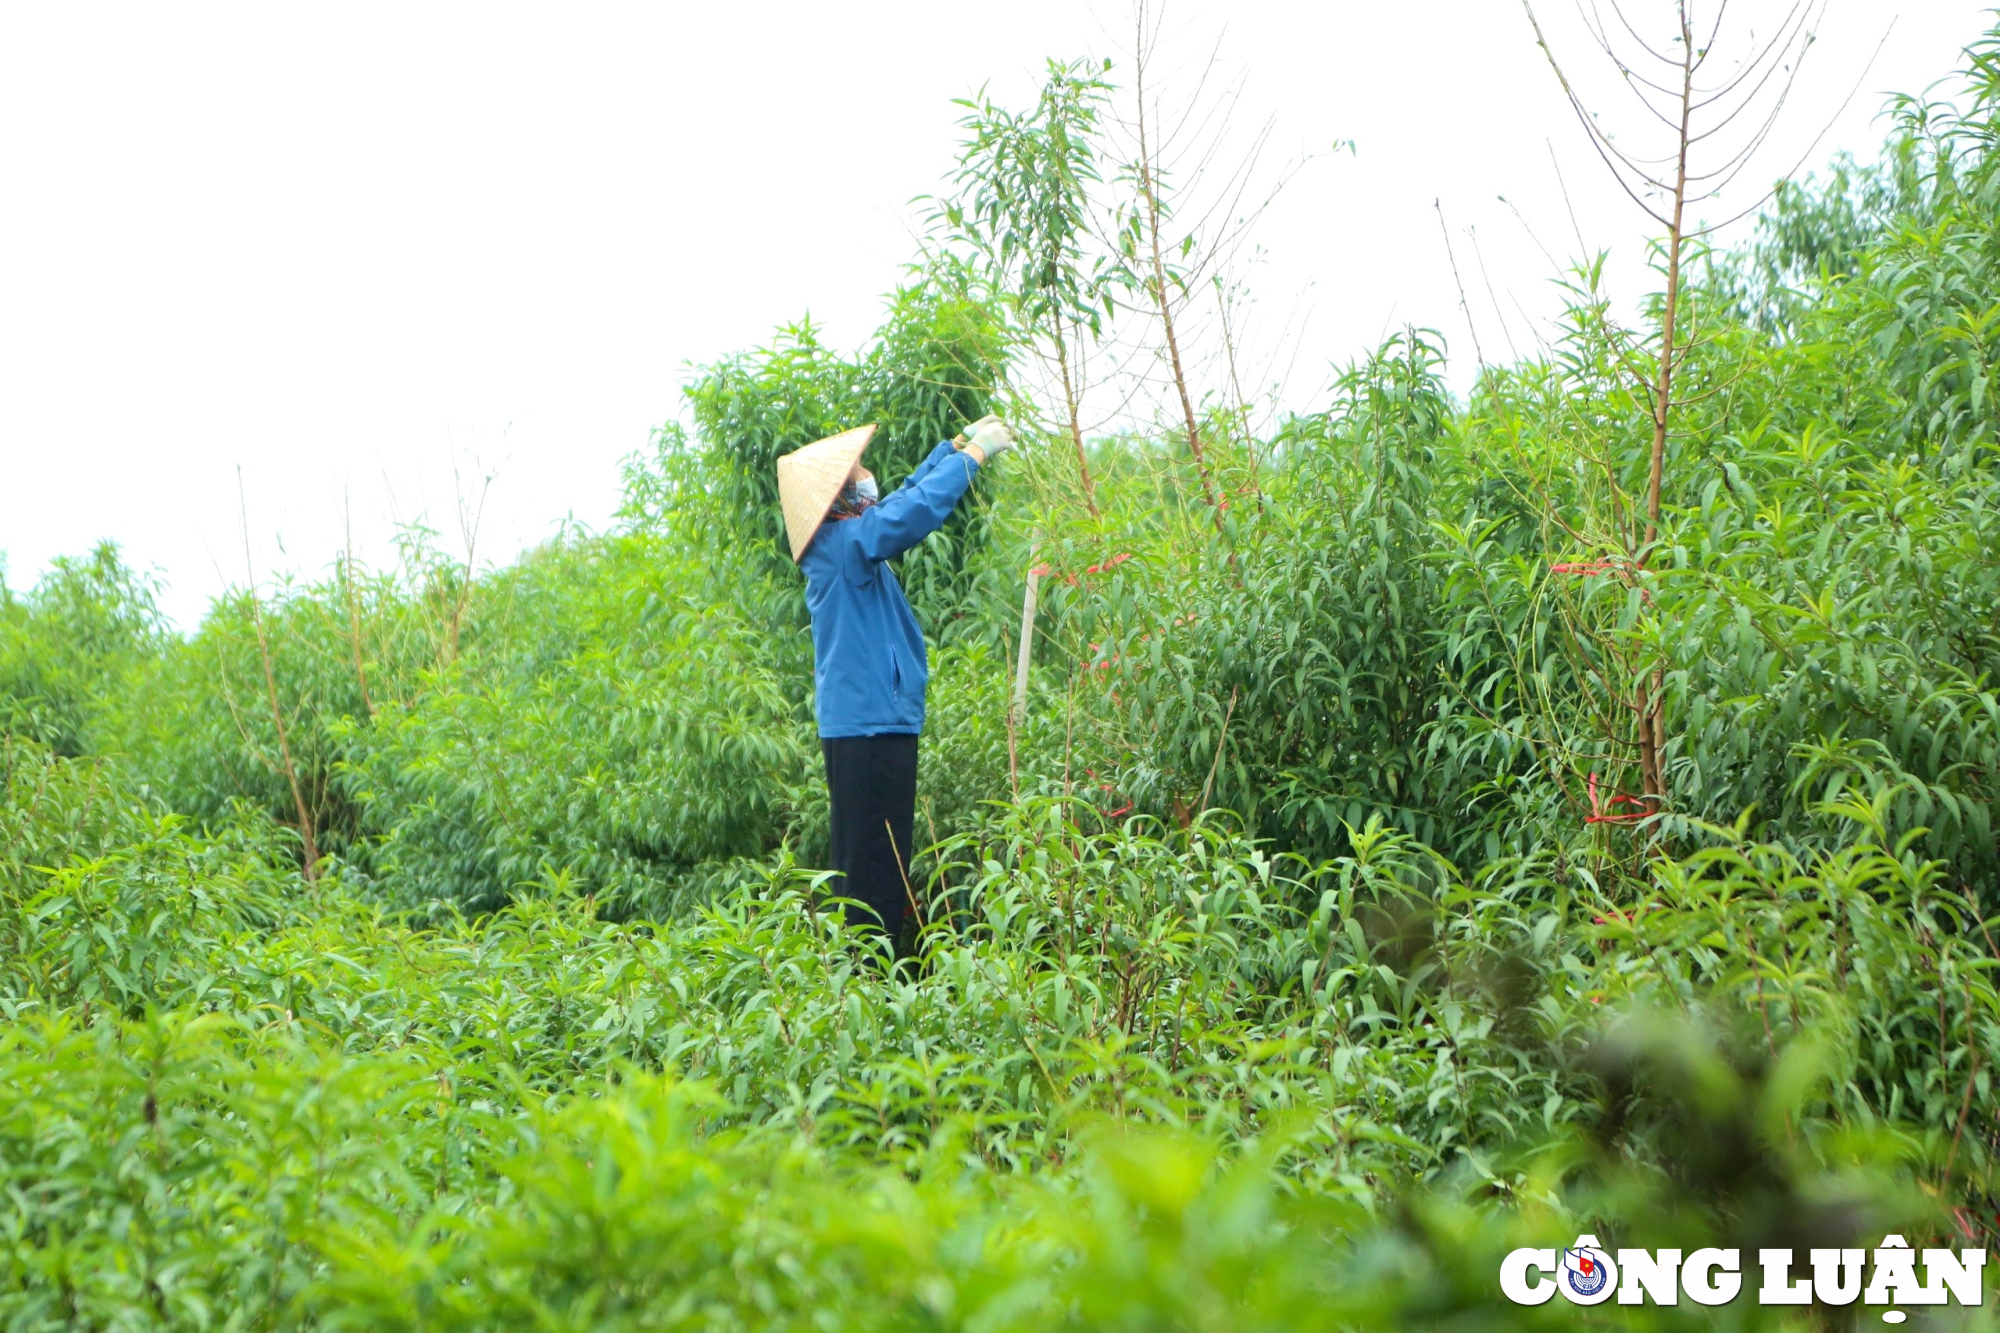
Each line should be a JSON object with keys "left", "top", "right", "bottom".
{"left": 1590, "top": 0, "right": 1682, "bottom": 67}
{"left": 1685, "top": 19, "right": 1891, "bottom": 238}
{"left": 1522, "top": 0, "right": 1676, "bottom": 225}
{"left": 1436, "top": 200, "right": 1488, "bottom": 369}
{"left": 1468, "top": 224, "right": 1524, "bottom": 365}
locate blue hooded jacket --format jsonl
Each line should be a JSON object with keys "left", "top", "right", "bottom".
{"left": 799, "top": 440, "right": 980, "bottom": 738}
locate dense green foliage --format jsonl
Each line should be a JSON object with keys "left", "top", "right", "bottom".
{"left": 4, "top": 21, "right": 1999, "bottom": 1329}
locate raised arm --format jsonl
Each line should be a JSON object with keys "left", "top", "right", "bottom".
{"left": 898, "top": 439, "right": 960, "bottom": 491}
{"left": 851, "top": 442, "right": 980, "bottom": 563}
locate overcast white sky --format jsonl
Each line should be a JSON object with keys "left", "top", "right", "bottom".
{"left": 2, "top": 2, "right": 1989, "bottom": 629}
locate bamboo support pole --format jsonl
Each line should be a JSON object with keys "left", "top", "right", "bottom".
{"left": 1013, "top": 556, "right": 1040, "bottom": 725}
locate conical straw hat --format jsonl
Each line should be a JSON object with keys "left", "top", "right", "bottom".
{"left": 776, "top": 423, "right": 877, "bottom": 562}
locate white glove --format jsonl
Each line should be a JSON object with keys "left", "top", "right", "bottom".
{"left": 961, "top": 415, "right": 1015, "bottom": 463}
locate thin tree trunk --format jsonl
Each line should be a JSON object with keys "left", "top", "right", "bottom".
{"left": 440, "top": 465, "right": 490, "bottom": 669}
{"left": 1643, "top": 17, "right": 1692, "bottom": 557}
{"left": 239, "top": 475, "right": 319, "bottom": 880}
{"left": 252, "top": 595, "right": 320, "bottom": 880}
{"left": 1215, "top": 279, "right": 1265, "bottom": 510}
{"left": 1051, "top": 309, "right": 1101, "bottom": 517}
{"left": 1635, "top": 2, "right": 1695, "bottom": 806}
{"left": 342, "top": 525, "right": 374, "bottom": 720}
{"left": 1133, "top": 41, "right": 1221, "bottom": 524}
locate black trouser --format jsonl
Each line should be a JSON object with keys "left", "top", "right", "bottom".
{"left": 821, "top": 732, "right": 919, "bottom": 948}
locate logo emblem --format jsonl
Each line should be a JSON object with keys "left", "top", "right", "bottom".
{"left": 1559, "top": 1237, "right": 1618, "bottom": 1304}
{"left": 1563, "top": 1249, "right": 1607, "bottom": 1296}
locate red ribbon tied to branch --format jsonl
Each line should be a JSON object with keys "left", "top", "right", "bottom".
{"left": 1030, "top": 551, "right": 1133, "bottom": 585}
{"left": 1083, "top": 766, "right": 1134, "bottom": 818}
{"left": 1550, "top": 557, "right": 1656, "bottom": 607}
{"left": 1585, "top": 770, "right": 1651, "bottom": 825}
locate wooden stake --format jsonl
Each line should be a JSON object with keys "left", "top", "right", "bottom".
{"left": 1013, "top": 552, "right": 1041, "bottom": 726}
{"left": 1006, "top": 544, "right": 1041, "bottom": 800}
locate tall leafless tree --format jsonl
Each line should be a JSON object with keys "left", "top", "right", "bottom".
{"left": 1523, "top": 0, "right": 1858, "bottom": 803}
{"left": 1117, "top": 2, "right": 1309, "bottom": 524}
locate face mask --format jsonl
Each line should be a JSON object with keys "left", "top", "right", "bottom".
{"left": 854, "top": 475, "right": 879, "bottom": 503}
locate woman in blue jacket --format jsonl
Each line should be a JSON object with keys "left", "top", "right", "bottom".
{"left": 777, "top": 415, "right": 1015, "bottom": 952}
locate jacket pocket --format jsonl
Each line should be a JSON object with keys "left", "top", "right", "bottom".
{"left": 889, "top": 650, "right": 903, "bottom": 701}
